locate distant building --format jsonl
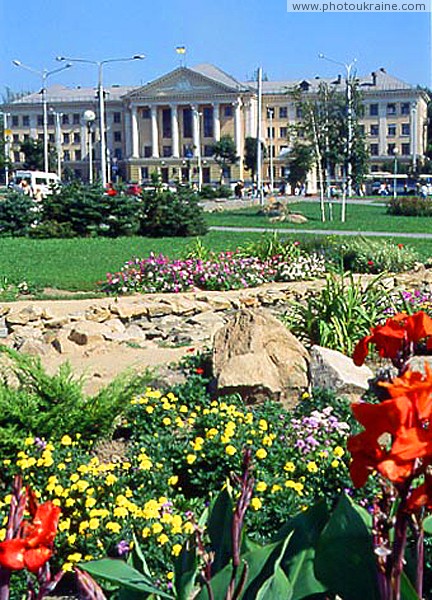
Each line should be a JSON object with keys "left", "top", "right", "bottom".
{"left": 3, "top": 64, "right": 429, "bottom": 190}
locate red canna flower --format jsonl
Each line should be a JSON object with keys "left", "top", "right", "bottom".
{"left": 353, "top": 312, "right": 432, "bottom": 366}
{"left": 195, "top": 368, "right": 204, "bottom": 375}
{"left": 0, "top": 499, "right": 60, "bottom": 573}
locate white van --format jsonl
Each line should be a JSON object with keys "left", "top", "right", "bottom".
{"left": 9, "top": 170, "right": 60, "bottom": 198}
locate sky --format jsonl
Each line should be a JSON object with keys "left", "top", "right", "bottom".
{"left": 0, "top": 0, "right": 430, "bottom": 95}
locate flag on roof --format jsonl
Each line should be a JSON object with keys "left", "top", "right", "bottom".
{"left": 176, "top": 46, "right": 186, "bottom": 54}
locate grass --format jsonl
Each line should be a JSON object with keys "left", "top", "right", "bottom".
{"left": 206, "top": 201, "right": 432, "bottom": 235}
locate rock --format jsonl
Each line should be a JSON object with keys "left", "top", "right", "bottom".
{"left": 309, "top": 345, "right": 373, "bottom": 394}
{"left": 205, "top": 295, "right": 233, "bottom": 311}
{"left": 17, "top": 339, "right": 49, "bottom": 357}
{"left": 68, "top": 321, "right": 110, "bottom": 346}
{"left": 146, "top": 302, "right": 175, "bottom": 318}
{"left": 85, "top": 305, "right": 112, "bottom": 322}
{"left": 52, "top": 331, "right": 81, "bottom": 354}
{"left": 0, "top": 306, "right": 10, "bottom": 318}
{"left": 124, "top": 324, "right": 147, "bottom": 341}
{"left": 161, "top": 297, "right": 199, "bottom": 316}
{"left": 104, "top": 318, "right": 126, "bottom": 334}
{"left": 110, "top": 301, "right": 148, "bottom": 320}
{"left": 212, "top": 308, "right": 309, "bottom": 407}
{"left": 187, "top": 312, "right": 226, "bottom": 329}
{"left": 286, "top": 213, "right": 308, "bottom": 224}
{"left": 44, "top": 316, "right": 71, "bottom": 329}
{"left": 6, "top": 306, "right": 43, "bottom": 326}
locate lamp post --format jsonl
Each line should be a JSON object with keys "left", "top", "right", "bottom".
{"left": 393, "top": 146, "right": 399, "bottom": 200}
{"left": 1, "top": 112, "right": 11, "bottom": 185}
{"left": 49, "top": 108, "right": 63, "bottom": 179}
{"left": 319, "top": 53, "right": 357, "bottom": 221}
{"left": 193, "top": 108, "right": 203, "bottom": 192}
{"left": 56, "top": 54, "right": 145, "bottom": 187}
{"left": 267, "top": 106, "right": 274, "bottom": 193}
{"left": 83, "top": 110, "right": 96, "bottom": 183}
{"left": 12, "top": 60, "right": 72, "bottom": 174}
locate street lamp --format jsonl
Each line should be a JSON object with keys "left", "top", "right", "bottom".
{"left": 267, "top": 106, "right": 274, "bottom": 193}
{"left": 393, "top": 146, "right": 399, "bottom": 200}
{"left": 83, "top": 110, "right": 96, "bottom": 183}
{"left": 12, "top": 60, "right": 72, "bottom": 174}
{"left": 56, "top": 54, "right": 145, "bottom": 187}
{"left": 192, "top": 108, "right": 203, "bottom": 192}
{"left": 49, "top": 108, "right": 63, "bottom": 179}
{"left": 319, "top": 53, "right": 357, "bottom": 221}
{"left": 1, "top": 112, "right": 11, "bottom": 185}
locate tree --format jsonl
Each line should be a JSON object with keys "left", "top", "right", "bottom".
{"left": 211, "top": 135, "right": 238, "bottom": 182}
{"left": 243, "top": 137, "right": 266, "bottom": 182}
{"left": 285, "top": 142, "right": 314, "bottom": 191}
{"left": 19, "top": 139, "right": 57, "bottom": 172}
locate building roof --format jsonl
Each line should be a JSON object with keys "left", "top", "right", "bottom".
{"left": 190, "top": 63, "right": 248, "bottom": 92}
{"left": 9, "top": 83, "right": 136, "bottom": 105}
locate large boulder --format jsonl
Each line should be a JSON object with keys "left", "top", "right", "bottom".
{"left": 212, "top": 308, "right": 309, "bottom": 407}
{"left": 309, "top": 345, "right": 373, "bottom": 396}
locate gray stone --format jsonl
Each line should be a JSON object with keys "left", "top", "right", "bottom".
{"left": 309, "top": 345, "right": 373, "bottom": 394}
{"left": 124, "top": 324, "right": 147, "bottom": 341}
{"left": 68, "top": 321, "right": 110, "bottom": 346}
{"left": 6, "top": 306, "right": 43, "bottom": 326}
{"left": 18, "top": 339, "right": 49, "bottom": 357}
{"left": 213, "top": 308, "right": 309, "bottom": 407}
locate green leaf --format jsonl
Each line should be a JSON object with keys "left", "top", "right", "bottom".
{"left": 130, "top": 532, "right": 153, "bottom": 578}
{"left": 254, "top": 534, "right": 293, "bottom": 600}
{"left": 401, "top": 571, "right": 421, "bottom": 600}
{"left": 315, "top": 495, "right": 380, "bottom": 600}
{"left": 207, "top": 488, "right": 234, "bottom": 574}
{"left": 174, "top": 538, "right": 199, "bottom": 600}
{"left": 274, "top": 501, "right": 329, "bottom": 600}
{"left": 79, "top": 559, "right": 174, "bottom": 598}
{"left": 423, "top": 515, "right": 432, "bottom": 535}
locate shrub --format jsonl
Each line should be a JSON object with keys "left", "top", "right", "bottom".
{"left": 387, "top": 195, "right": 432, "bottom": 216}
{"left": 139, "top": 187, "right": 208, "bottom": 237}
{"left": 0, "top": 192, "right": 36, "bottom": 237}
{"left": 282, "top": 272, "right": 401, "bottom": 353}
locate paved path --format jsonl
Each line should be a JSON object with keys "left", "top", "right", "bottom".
{"left": 209, "top": 225, "right": 432, "bottom": 240}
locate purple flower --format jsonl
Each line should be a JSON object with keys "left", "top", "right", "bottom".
{"left": 117, "top": 540, "right": 130, "bottom": 557}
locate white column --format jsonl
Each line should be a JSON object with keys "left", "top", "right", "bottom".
{"left": 151, "top": 105, "right": 159, "bottom": 158}
{"left": 411, "top": 101, "right": 418, "bottom": 167}
{"left": 124, "top": 111, "right": 132, "bottom": 158}
{"left": 30, "top": 114, "right": 37, "bottom": 139}
{"left": 213, "top": 103, "right": 220, "bottom": 141}
{"left": 80, "top": 122, "right": 87, "bottom": 157}
{"left": 171, "top": 104, "right": 179, "bottom": 157}
{"left": 131, "top": 106, "right": 139, "bottom": 158}
{"left": 378, "top": 102, "right": 387, "bottom": 156}
{"left": 192, "top": 105, "right": 200, "bottom": 158}
{"left": 234, "top": 98, "right": 242, "bottom": 157}
{"left": 245, "top": 99, "right": 255, "bottom": 138}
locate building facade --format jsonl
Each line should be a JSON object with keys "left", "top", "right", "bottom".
{"left": 3, "top": 63, "right": 429, "bottom": 190}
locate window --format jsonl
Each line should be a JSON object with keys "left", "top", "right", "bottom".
{"left": 74, "top": 169, "right": 82, "bottom": 179}
{"left": 63, "top": 133, "right": 70, "bottom": 144}
{"left": 144, "top": 146, "right": 152, "bottom": 158}
{"left": 267, "top": 127, "right": 275, "bottom": 138}
{"left": 142, "top": 108, "right": 150, "bottom": 119}
{"left": 183, "top": 144, "right": 194, "bottom": 158}
{"left": 24, "top": 134, "right": 29, "bottom": 141}
{"left": 37, "top": 115, "right": 44, "bottom": 126}
{"left": 279, "top": 106, "right": 288, "bottom": 119}
{"left": 22, "top": 115, "right": 30, "bottom": 127}
{"left": 401, "top": 143, "right": 410, "bottom": 156}
{"left": 162, "top": 108, "right": 172, "bottom": 138}
{"left": 222, "top": 166, "right": 231, "bottom": 179}
{"left": 73, "top": 113, "right": 80, "bottom": 125}
{"left": 163, "top": 145, "right": 172, "bottom": 157}
{"left": 388, "top": 124, "right": 396, "bottom": 137}
{"left": 387, "top": 103, "right": 396, "bottom": 115}
{"left": 370, "top": 164, "right": 380, "bottom": 172}
{"left": 203, "top": 167, "right": 211, "bottom": 184}
{"left": 48, "top": 133, "right": 55, "bottom": 143}
{"left": 48, "top": 114, "right": 55, "bottom": 126}
{"left": 74, "top": 132, "right": 81, "bottom": 144}
{"left": 370, "top": 143, "right": 379, "bottom": 156}
{"left": 114, "top": 148, "right": 122, "bottom": 159}
{"left": 114, "top": 131, "right": 122, "bottom": 142}
{"left": 279, "top": 127, "right": 288, "bottom": 138}
{"left": 401, "top": 103, "right": 410, "bottom": 115}
{"left": 281, "top": 166, "right": 290, "bottom": 178}
{"left": 14, "top": 151, "right": 21, "bottom": 162}
{"left": 75, "top": 149, "right": 81, "bottom": 161}
{"left": 204, "top": 145, "right": 214, "bottom": 157}
{"left": 183, "top": 108, "right": 192, "bottom": 138}
{"left": 63, "top": 150, "right": 70, "bottom": 161}
{"left": 401, "top": 123, "right": 410, "bottom": 136}
{"left": 370, "top": 124, "right": 379, "bottom": 136}
{"left": 295, "top": 106, "right": 303, "bottom": 118}
{"left": 113, "top": 112, "right": 121, "bottom": 124}
{"left": 224, "top": 105, "right": 233, "bottom": 117}
{"left": 387, "top": 143, "right": 396, "bottom": 155}
{"left": 13, "top": 134, "right": 19, "bottom": 143}
{"left": 38, "top": 134, "right": 44, "bottom": 142}
{"left": 141, "top": 167, "right": 149, "bottom": 180}
{"left": 369, "top": 104, "right": 378, "bottom": 116}
{"left": 12, "top": 116, "right": 19, "bottom": 127}
{"left": 62, "top": 114, "right": 69, "bottom": 125}
{"left": 203, "top": 106, "right": 213, "bottom": 138}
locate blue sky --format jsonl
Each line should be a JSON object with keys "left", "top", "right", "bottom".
{"left": 1, "top": 0, "right": 430, "bottom": 94}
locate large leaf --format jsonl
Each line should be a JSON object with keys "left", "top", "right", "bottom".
{"left": 274, "top": 501, "right": 329, "bottom": 599}
{"left": 401, "top": 571, "right": 421, "bottom": 600}
{"left": 315, "top": 495, "right": 380, "bottom": 600}
{"left": 254, "top": 534, "right": 293, "bottom": 600}
{"left": 174, "top": 538, "right": 199, "bottom": 600}
{"left": 423, "top": 515, "right": 432, "bottom": 535}
{"left": 207, "top": 488, "right": 234, "bottom": 574}
{"left": 79, "top": 559, "right": 174, "bottom": 598}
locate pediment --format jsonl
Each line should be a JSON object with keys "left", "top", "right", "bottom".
{"left": 124, "top": 67, "right": 242, "bottom": 101}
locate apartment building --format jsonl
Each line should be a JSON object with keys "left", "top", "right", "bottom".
{"left": 3, "top": 64, "right": 429, "bottom": 190}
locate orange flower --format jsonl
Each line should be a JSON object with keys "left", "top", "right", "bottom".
{"left": 353, "top": 312, "right": 432, "bottom": 366}
{"left": 0, "top": 500, "right": 60, "bottom": 573}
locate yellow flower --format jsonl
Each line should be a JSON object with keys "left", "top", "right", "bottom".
{"left": 105, "top": 474, "right": 118, "bottom": 486}
{"left": 255, "top": 448, "right": 267, "bottom": 460}
{"left": 256, "top": 481, "right": 267, "bottom": 492}
{"left": 206, "top": 428, "right": 218, "bottom": 439}
{"left": 307, "top": 462, "right": 318, "bottom": 473}
{"left": 250, "top": 497, "right": 262, "bottom": 511}
{"left": 106, "top": 522, "right": 121, "bottom": 534}
{"left": 67, "top": 552, "right": 82, "bottom": 563}
{"left": 114, "top": 506, "right": 129, "bottom": 519}
{"left": 142, "top": 527, "right": 151, "bottom": 538}
{"left": 179, "top": 405, "right": 188, "bottom": 413}
{"left": 145, "top": 406, "right": 154, "bottom": 414}
{"left": 331, "top": 460, "right": 340, "bottom": 468}
{"left": 163, "top": 417, "right": 172, "bottom": 426}
{"left": 186, "top": 454, "right": 197, "bottom": 465}
{"left": 183, "top": 522, "right": 195, "bottom": 535}
{"left": 168, "top": 475, "right": 178, "bottom": 486}
{"left": 67, "top": 534, "right": 77, "bottom": 545}
{"left": 157, "top": 533, "right": 169, "bottom": 545}
{"left": 258, "top": 419, "right": 268, "bottom": 432}
{"left": 192, "top": 437, "right": 204, "bottom": 451}
{"left": 301, "top": 391, "right": 310, "bottom": 400}
{"left": 61, "top": 435, "right": 72, "bottom": 446}
{"left": 284, "top": 461, "right": 295, "bottom": 472}
{"left": 333, "top": 446, "right": 345, "bottom": 458}
{"left": 152, "top": 523, "right": 163, "bottom": 534}
{"left": 89, "top": 518, "right": 100, "bottom": 530}
{"left": 62, "top": 562, "right": 73, "bottom": 572}
{"left": 271, "top": 484, "right": 282, "bottom": 493}
{"left": 59, "top": 519, "right": 71, "bottom": 532}
{"left": 172, "top": 543, "right": 183, "bottom": 557}
{"left": 225, "top": 445, "right": 237, "bottom": 456}
{"left": 167, "top": 571, "right": 174, "bottom": 580}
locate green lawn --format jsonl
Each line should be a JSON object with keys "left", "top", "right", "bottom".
{"left": 206, "top": 201, "right": 432, "bottom": 234}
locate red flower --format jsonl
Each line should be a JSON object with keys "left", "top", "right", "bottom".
{"left": 352, "top": 312, "right": 432, "bottom": 366}
{"left": 195, "top": 368, "right": 204, "bottom": 375}
{"left": 0, "top": 500, "right": 60, "bottom": 573}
